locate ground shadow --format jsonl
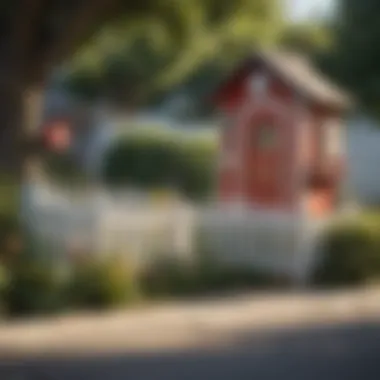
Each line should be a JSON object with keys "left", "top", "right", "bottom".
{"left": 1, "top": 319, "right": 380, "bottom": 380}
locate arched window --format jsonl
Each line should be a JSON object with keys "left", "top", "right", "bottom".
{"left": 255, "top": 124, "right": 278, "bottom": 150}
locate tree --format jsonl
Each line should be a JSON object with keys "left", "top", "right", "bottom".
{"left": 63, "top": 0, "right": 283, "bottom": 107}
{"left": 278, "top": 23, "right": 332, "bottom": 58}
{"left": 321, "top": 0, "right": 380, "bottom": 115}
{"left": 0, "top": 0, "right": 283, "bottom": 188}
{"left": 1, "top": 0, "right": 160, "bottom": 175}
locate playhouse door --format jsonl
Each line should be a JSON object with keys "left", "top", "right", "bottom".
{"left": 245, "top": 116, "right": 289, "bottom": 207}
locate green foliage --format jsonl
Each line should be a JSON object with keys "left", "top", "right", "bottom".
{"left": 0, "top": 213, "right": 22, "bottom": 266}
{"left": 68, "top": 256, "right": 140, "bottom": 310}
{"left": 63, "top": 70, "right": 103, "bottom": 102}
{"left": 320, "top": 0, "right": 380, "bottom": 114}
{"left": 4, "top": 259, "right": 69, "bottom": 317}
{"left": 313, "top": 217, "right": 380, "bottom": 286}
{"left": 103, "top": 133, "right": 180, "bottom": 189}
{"left": 0, "top": 264, "right": 10, "bottom": 315}
{"left": 177, "top": 137, "right": 218, "bottom": 201}
{"left": 63, "top": 0, "right": 283, "bottom": 104}
{"left": 1, "top": 253, "right": 139, "bottom": 317}
{"left": 0, "top": 174, "right": 18, "bottom": 219}
{"left": 278, "top": 23, "right": 332, "bottom": 57}
{"left": 102, "top": 130, "right": 218, "bottom": 201}
{"left": 42, "top": 152, "right": 87, "bottom": 186}
{"left": 143, "top": 253, "right": 286, "bottom": 298}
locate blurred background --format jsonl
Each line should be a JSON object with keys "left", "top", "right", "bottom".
{"left": 0, "top": 0, "right": 380, "bottom": 319}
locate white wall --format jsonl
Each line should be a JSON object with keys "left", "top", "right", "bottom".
{"left": 24, "top": 183, "right": 196, "bottom": 266}
{"left": 346, "top": 116, "right": 380, "bottom": 204}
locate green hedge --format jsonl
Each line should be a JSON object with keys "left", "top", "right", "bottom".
{"left": 177, "top": 137, "right": 218, "bottom": 201}
{"left": 4, "top": 259, "right": 69, "bottom": 317}
{"left": 0, "top": 254, "right": 140, "bottom": 317}
{"left": 313, "top": 215, "right": 380, "bottom": 286}
{"left": 102, "top": 130, "right": 218, "bottom": 201}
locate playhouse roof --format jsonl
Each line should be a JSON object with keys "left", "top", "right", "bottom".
{"left": 255, "top": 50, "right": 353, "bottom": 110}
{"left": 212, "top": 50, "right": 354, "bottom": 112}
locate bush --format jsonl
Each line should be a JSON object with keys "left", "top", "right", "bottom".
{"left": 102, "top": 130, "right": 218, "bottom": 201}
{"left": 142, "top": 251, "right": 288, "bottom": 299}
{"left": 68, "top": 256, "right": 140, "bottom": 310}
{"left": 4, "top": 259, "right": 69, "bottom": 317}
{"left": 103, "top": 133, "right": 180, "bottom": 189}
{"left": 312, "top": 220, "right": 380, "bottom": 286}
{"left": 177, "top": 137, "right": 218, "bottom": 201}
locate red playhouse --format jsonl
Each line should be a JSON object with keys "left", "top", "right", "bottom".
{"left": 213, "top": 50, "right": 353, "bottom": 218}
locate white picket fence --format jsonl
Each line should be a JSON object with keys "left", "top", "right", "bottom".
{"left": 23, "top": 183, "right": 197, "bottom": 267}
{"left": 22, "top": 183, "right": 333, "bottom": 280}
{"left": 199, "top": 206, "right": 329, "bottom": 281}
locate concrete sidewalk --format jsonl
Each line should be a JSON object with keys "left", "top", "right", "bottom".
{"left": 1, "top": 287, "right": 380, "bottom": 359}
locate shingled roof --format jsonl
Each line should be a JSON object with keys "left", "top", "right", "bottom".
{"left": 257, "top": 50, "right": 353, "bottom": 110}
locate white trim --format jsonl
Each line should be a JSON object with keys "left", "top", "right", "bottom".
{"left": 294, "top": 95, "right": 309, "bottom": 216}
{"left": 323, "top": 118, "right": 342, "bottom": 158}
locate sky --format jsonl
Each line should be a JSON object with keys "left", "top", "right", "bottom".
{"left": 289, "top": 0, "right": 336, "bottom": 21}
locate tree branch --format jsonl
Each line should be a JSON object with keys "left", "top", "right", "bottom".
{"left": 35, "top": 0, "right": 120, "bottom": 81}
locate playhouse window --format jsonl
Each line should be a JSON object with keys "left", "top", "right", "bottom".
{"left": 256, "top": 125, "right": 278, "bottom": 149}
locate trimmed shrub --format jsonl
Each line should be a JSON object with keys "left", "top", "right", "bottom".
{"left": 102, "top": 131, "right": 218, "bottom": 201}
{"left": 177, "top": 137, "right": 218, "bottom": 201}
{"left": 102, "top": 134, "right": 180, "bottom": 189}
{"left": 312, "top": 220, "right": 380, "bottom": 286}
{"left": 68, "top": 256, "right": 140, "bottom": 310}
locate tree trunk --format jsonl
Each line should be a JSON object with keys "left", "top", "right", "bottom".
{"left": 0, "top": 76, "right": 45, "bottom": 262}
{"left": 0, "top": 79, "right": 24, "bottom": 177}
{"left": 0, "top": 75, "right": 44, "bottom": 221}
